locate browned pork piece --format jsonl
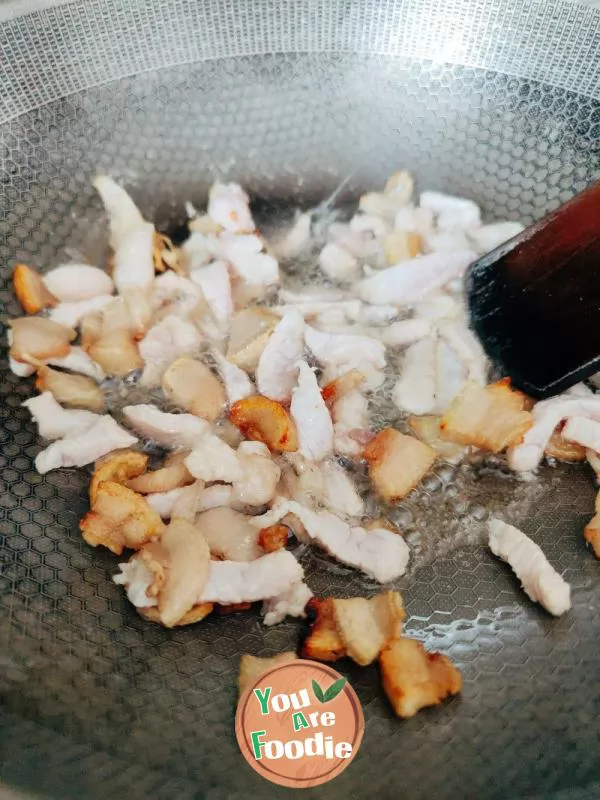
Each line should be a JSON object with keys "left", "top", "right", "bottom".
{"left": 226, "top": 308, "right": 279, "bottom": 371}
{"left": 544, "top": 427, "right": 587, "bottom": 462}
{"left": 407, "top": 414, "right": 465, "bottom": 462}
{"left": 230, "top": 396, "right": 299, "bottom": 452}
{"left": 9, "top": 316, "right": 76, "bottom": 362}
{"left": 80, "top": 481, "right": 164, "bottom": 555}
{"left": 127, "top": 461, "right": 194, "bottom": 494}
{"left": 35, "top": 364, "right": 105, "bottom": 412}
{"left": 364, "top": 428, "right": 436, "bottom": 502}
{"left": 238, "top": 652, "right": 297, "bottom": 695}
{"left": 161, "top": 356, "right": 226, "bottom": 422}
{"left": 379, "top": 638, "right": 462, "bottom": 718}
{"left": 439, "top": 379, "right": 532, "bottom": 452}
{"left": 12, "top": 263, "right": 58, "bottom": 314}
{"left": 301, "top": 591, "right": 405, "bottom": 666}
{"left": 258, "top": 524, "right": 290, "bottom": 553}
{"left": 139, "top": 602, "right": 213, "bottom": 627}
{"left": 320, "top": 368, "right": 365, "bottom": 408}
{"left": 90, "top": 450, "right": 148, "bottom": 504}
{"left": 141, "top": 518, "right": 211, "bottom": 628}
{"left": 332, "top": 591, "right": 405, "bottom": 666}
{"left": 301, "top": 597, "right": 346, "bottom": 662}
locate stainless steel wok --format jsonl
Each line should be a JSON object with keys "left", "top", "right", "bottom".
{"left": 1, "top": 1, "right": 600, "bottom": 797}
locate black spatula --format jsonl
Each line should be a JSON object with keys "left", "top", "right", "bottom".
{"left": 466, "top": 181, "right": 600, "bottom": 399}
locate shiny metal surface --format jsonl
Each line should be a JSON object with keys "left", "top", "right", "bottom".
{"left": 1, "top": 2, "right": 600, "bottom": 798}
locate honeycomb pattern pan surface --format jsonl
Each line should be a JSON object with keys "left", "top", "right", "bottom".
{"left": 1, "top": 2, "right": 600, "bottom": 798}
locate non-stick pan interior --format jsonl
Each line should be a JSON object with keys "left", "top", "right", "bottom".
{"left": 1, "top": 2, "right": 600, "bottom": 798}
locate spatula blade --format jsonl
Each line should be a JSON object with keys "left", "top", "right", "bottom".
{"left": 466, "top": 181, "right": 600, "bottom": 398}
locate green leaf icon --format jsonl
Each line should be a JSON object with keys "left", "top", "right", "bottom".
{"left": 312, "top": 677, "right": 347, "bottom": 703}
{"left": 323, "top": 677, "right": 347, "bottom": 702}
{"left": 312, "top": 679, "right": 325, "bottom": 703}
